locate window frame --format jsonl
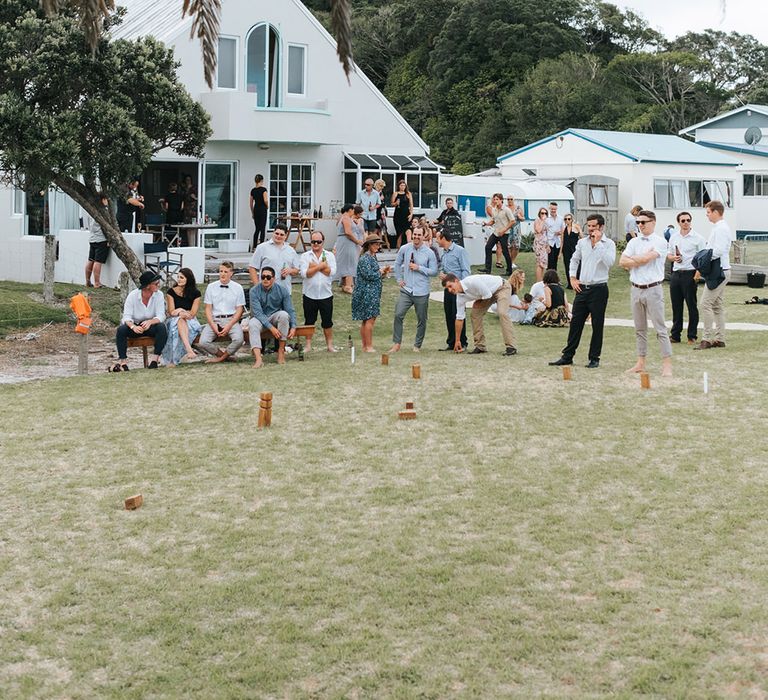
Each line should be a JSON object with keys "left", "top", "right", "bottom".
{"left": 269, "top": 162, "right": 315, "bottom": 229}
{"left": 743, "top": 173, "right": 768, "bottom": 197}
{"left": 245, "top": 23, "right": 281, "bottom": 108}
{"left": 286, "top": 43, "right": 307, "bottom": 97}
{"left": 588, "top": 184, "right": 608, "bottom": 207}
{"left": 12, "top": 186, "right": 25, "bottom": 216}
{"left": 653, "top": 178, "right": 734, "bottom": 209}
{"left": 216, "top": 35, "right": 239, "bottom": 91}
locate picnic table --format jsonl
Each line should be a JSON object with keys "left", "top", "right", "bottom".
{"left": 168, "top": 222, "right": 219, "bottom": 247}
{"left": 277, "top": 215, "right": 318, "bottom": 251}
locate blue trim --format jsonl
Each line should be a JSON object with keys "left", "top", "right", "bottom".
{"left": 253, "top": 107, "right": 331, "bottom": 116}
{"left": 642, "top": 158, "right": 739, "bottom": 167}
{"left": 699, "top": 141, "right": 768, "bottom": 159}
{"left": 497, "top": 129, "right": 639, "bottom": 163}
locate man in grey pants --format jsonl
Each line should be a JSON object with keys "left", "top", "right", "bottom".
{"left": 389, "top": 226, "right": 438, "bottom": 353}
{"left": 620, "top": 210, "right": 673, "bottom": 377}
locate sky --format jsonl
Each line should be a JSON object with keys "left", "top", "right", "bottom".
{"left": 611, "top": 0, "right": 768, "bottom": 45}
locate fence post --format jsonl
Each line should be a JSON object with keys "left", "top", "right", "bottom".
{"left": 43, "top": 234, "right": 56, "bottom": 303}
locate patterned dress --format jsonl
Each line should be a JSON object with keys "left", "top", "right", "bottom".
{"left": 351, "top": 253, "right": 383, "bottom": 321}
{"left": 533, "top": 224, "right": 550, "bottom": 269}
{"left": 533, "top": 283, "right": 569, "bottom": 327}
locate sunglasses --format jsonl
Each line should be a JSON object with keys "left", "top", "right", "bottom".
{"left": 679, "top": 218, "right": 691, "bottom": 223}
{"left": 261, "top": 275, "right": 274, "bottom": 280}
{"left": 636, "top": 219, "right": 652, "bottom": 225}
{"left": 311, "top": 240, "right": 323, "bottom": 244}
{"left": 564, "top": 217, "right": 572, "bottom": 221}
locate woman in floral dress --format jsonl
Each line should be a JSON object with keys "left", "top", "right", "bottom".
{"left": 351, "top": 235, "right": 391, "bottom": 352}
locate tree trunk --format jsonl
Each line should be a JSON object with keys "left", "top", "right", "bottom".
{"left": 53, "top": 176, "right": 145, "bottom": 284}
{"left": 43, "top": 233, "right": 56, "bottom": 303}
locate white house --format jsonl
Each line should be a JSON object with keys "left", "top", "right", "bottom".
{"left": 496, "top": 128, "right": 741, "bottom": 240}
{"left": 679, "top": 104, "right": 768, "bottom": 237}
{"left": 0, "top": 0, "right": 440, "bottom": 283}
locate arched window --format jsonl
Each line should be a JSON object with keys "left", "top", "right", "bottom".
{"left": 246, "top": 23, "right": 280, "bottom": 108}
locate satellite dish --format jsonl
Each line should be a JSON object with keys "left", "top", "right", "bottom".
{"left": 744, "top": 126, "right": 763, "bottom": 146}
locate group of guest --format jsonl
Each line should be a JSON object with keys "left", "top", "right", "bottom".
{"left": 113, "top": 199, "right": 734, "bottom": 377}
{"left": 114, "top": 176, "right": 199, "bottom": 235}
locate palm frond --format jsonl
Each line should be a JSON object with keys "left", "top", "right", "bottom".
{"left": 182, "top": 0, "right": 222, "bottom": 90}
{"left": 330, "top": 0, "right": 353, "bottom": 81}
{"left": 41, "top": 0, "right": 115, "bottom": 52}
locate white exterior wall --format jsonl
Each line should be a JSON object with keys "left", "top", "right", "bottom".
{"left": 0, "top": 185, "right": 45, "bottom": 283}
{"left": 499, "top": 139, "right": 741, "bottom": 235}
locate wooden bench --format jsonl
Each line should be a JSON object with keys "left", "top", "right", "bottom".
{"left": 126, "top": 336, "right": 155, "bottom": 368}
{"left": 192, "top": 324, "right": 316, "bottom": 358}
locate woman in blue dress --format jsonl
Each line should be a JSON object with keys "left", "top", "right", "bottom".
{"left": 162, "top": 267, "right": 203, "bottom": 365}
{"left": 352, "top": 235, "right": 391, "bottom": 352}
{"left": 335, "top": 203, "right": 365, "bottom": 293}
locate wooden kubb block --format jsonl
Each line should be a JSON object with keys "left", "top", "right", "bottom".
{"left": 124, "top": 494, "right": 143, "bottom": 510}
{"left": 398, "top": 410, "right": 417, "bottom": 420}
{"left": 411, "top": 364, "right": 421, "bottom": 379}
{"left": 562, "top": 366, "right": 572, "bottom": 381}
{"left": 381, "top": 353, "right": 389, "bottom": 365}
{"left": 405, "top": 401, "right": 414, "bottom": 410}
{"left": 640, "top": 372, "right": 651, "bottom": 389}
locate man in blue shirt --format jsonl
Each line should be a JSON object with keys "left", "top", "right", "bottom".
{"left": 437, "top": 230, "right": 470, "bottom": 350}
{"left": 357, "top": 178, "right": 381, "bottom": 234}
{"left": 389, "top": 226, "right": 438, "bottom": 353}
{"left": 248, "top": 265, "right": 297, "bottom": 367}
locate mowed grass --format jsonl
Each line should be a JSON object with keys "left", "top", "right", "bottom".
{"left": 2, "top": 254, "right": 768, "bottom": 697}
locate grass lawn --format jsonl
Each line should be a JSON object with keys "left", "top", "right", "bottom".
{"left": 2, "top": 253, "right": 768, "bottom": 697}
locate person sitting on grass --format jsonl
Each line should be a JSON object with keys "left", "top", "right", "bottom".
{"left": 533, "top": 269, "right": 570, "bottom": 327}
{"left": 111, "top": 270, "right": 167, "bottom": 372}
{"left": 197, "top": 261, "right": 245, "bottom": 364}
{"left": 248, "top": 266, "right": 297, "bottom": 368}
{"left": 162, "top": 267, "right": 202, "bottom": 366}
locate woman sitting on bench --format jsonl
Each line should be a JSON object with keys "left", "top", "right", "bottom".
{"left": 111, "top": 271, "right": 167, "bottom": 372}
{"left": 162, "top": 267, "right": 202, "bottom": 366}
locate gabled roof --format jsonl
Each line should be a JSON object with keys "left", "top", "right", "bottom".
{"left": 679, "top": 104, "right": 768, "bottom": 136}
{"left": 497, "top": 128, "right": 739, "bottom": 166}
{"left": 110, "top": 0, "right": 191, "bottom": 43}
{"left": 698, "top": 141, "right": 768, "bottom": 159}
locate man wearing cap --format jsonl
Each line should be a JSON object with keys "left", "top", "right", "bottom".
{"left": 248, "top": 222, "right": 300, "bottom": 292}
{"left": 357, "top": 178, "right": 381, "bottom": 234}
{"left": 389, "top": 225, "right": 438, "bottom": 353}
{"left": 620, "top": 209, "right": 673, "bottom": 377}
{"left": 442, "top": 273, "right": 518, "bottom": 356}
{"left": 198, "top": 261, "right": 246, "bottom": 363}
{"left": 111, "top": 270, "right": 167, "bottom": 371}
{"left": 436, "top": 230, "right": 470, "bottom": 351}
{"left": 549, "top": 214, "right": 616, "bottom": 369}
{"left": 299, "top": 231, "right": 337, "bottom": 352}
{"left": 248, "top": 266, "right": 297, "bottom": 367}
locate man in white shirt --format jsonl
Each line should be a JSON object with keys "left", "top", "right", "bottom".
{"left": 198, "top": 261, "right": 246, "bottom": 363}
{"left": 248, "top": 223, "right": 300, "bottom": 291}
{"left": 620, "top": 210, "right": 672, "bottom": 377}
{"left": 442, "top": 273, "right": 518, "bottom": 355}
{"left": 697, "top": 200, "right": 733, "bottom": 349}
{"left": 545, "top": 202, "right": 565, "bottom": 271}
{"left": 299, "top": 231, "right": 337, "bottom": 352}
{"left": 549, "top": 213, "right": 616, "bottom": 369}
{"left": 667, "top": 211, "right": 705, "bottom": 345}
{"left": 356, "top": 178, "right": 381, "bottom": 234}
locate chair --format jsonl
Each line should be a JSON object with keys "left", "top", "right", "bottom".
{"left": 143, "top": 242, "right": 183, "bottom": 286}
{"left": 143, "top": 213, "right": 166, "bottom": 241}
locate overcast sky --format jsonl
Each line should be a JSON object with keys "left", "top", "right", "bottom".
{"left": 611, "top": 0, "right": 768, "bottom": 45}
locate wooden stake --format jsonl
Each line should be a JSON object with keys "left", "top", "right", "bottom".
{"left": 562, "top": 365, "right": 572, "bottom": 381}
{"left": 405, "top": 401, "right": 414, "bottom": 410}
{"left": 381, "top": 353, "right": 389, "bottom": 365}
{"left": 640, "top": 372, "right": 651, "bottom": 389}
{"left": 124, "top": 494, "right": 143, "bottom": 510}
{"left": 412, "top": 364, "right": 421, "bottom": 379}
{"left": 398, "top": 410, "right": 417, "bottom": 420}
{"left": 258, "top": 391, "right": 273, "bottom": 428}
{"left": 78, "top": 333, "right": 88, "bottom": 375}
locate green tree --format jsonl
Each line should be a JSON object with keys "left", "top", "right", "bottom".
{"left": 0, "top": 1, "right": 211, "bottom": 281}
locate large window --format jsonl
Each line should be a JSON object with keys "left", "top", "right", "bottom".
{"left": 12, "top": 186, "right": 24, "bottom": 215}
{"left": 654, "top": 178, "right": 732, "bottom": 208}
{"left": 269, "top": 163, "right": 314, "bottom": 228}
{"left": 744, "top": 174, "right": 768, "bottom": 197}
{"left": 246, "top": 24, "right": 280, "bottom": 107}
{"left": 217, "top": 37, "right": 237, "bottom": 89}
{"left": 203, "top": 162, "right": 235, "bottom": 232}
{"left": 287, "top": 44, "right": 306, "bottom": 96}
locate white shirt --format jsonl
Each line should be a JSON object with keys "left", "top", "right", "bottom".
{"left": 570, "top": 236, "right": 616, "bottom": 283}
{"left": 624, "top": 233, "right": 667, "bottom": 285}
{"left": 545, "top": 214, "right": 564, "bottom": 248}
{"left": 706, "top": 219, "right": 734, "bottom": 271}
{"left": 624, "top": 212, "right": 637, "bottom": 236}
{"left": 121, "top": 289, "right": 166, "bottom": 324}
{"left": 529, "top": 281, "right": 545, "bottom": 301}
{"left": 668, "top": 230, "right": 705, "bottom": 271}
{"left": 300, "top": 249, "right": 337, "bottom": 300}
{"left": 203, "top": 280, "right": 245, "bottom": 316}
{"left": 249, "top": 240, "right": 300, "bottom": 291}
{"left": 455, "top": 274, "right": 503, "bottom": 320}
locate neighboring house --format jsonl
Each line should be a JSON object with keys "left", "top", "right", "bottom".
{"left": 680, "top": 104, "right": 768, "bottom": 237}
{"left": 496, "top": 128, "right": 740, "bottom": 239}
{"left": 0, "top": 0, "right": 439, "bottom": 282}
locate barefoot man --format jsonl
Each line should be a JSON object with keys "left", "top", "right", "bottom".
{"left": 619, "top": 209, "right": 673, "bottom": 377}
{"left": 248, "top": 266, "right": 297, "bottom": 367}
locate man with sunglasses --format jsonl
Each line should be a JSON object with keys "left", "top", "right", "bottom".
{"left": 620, "top": 210, "right": 673, "bottom": 377}
{"left": 299, "top": 231, "right": 337, "bottom": 352}
{"left": 248, "top": 266, "right": 297, "bottom": 368}
{"left": 667, "top": 212, "right": 705, "bottom": 345}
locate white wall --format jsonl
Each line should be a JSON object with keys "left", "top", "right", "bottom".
{"left": 55, "top": 230, "right": 206, "bottom": 287}
{"left": 0, "top": 186, "right": 46, "bottom": 283}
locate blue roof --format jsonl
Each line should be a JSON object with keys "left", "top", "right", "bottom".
{"left": 497, "top": 129, "right": 740, "bottom": 166}
{"left": 698, "top": 141, "right": 768, "bottom": 159}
